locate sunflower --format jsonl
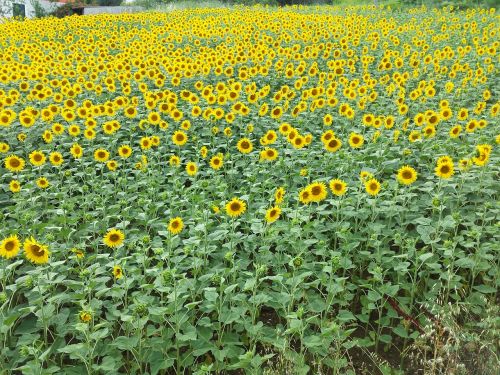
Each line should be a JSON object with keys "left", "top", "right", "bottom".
{"left": 37, "top": 177, "right": 49, "bottom": 189}
{"left": 308, "top": 182, "right": 328, "bottom": 202}
{"left": 103, "top": 228, "right": 125, "bottom": 248}
{"left": 107, "top": 160, "right": 118, "bottom": 171}
{"left": 140, "top": 137, "right": 152, "bottom": 150}
{"left": 265, "top": 206, "right": 281, "bottom": 224}
{"left": 79, "top": 311, "right": 92, "bottom": 323}
{"left": 324, "top": 137, "right": 342, "bottom": 152}
{"left": 275, "top": 187, "right": 285, "bottom": 204}
{"left": 9, "top": 179, "right": 21, "bottom": 193}
{"left": 113, "top": 265, "right": 123, "bottom": 279}
{"left": 298, "top": 187, "right": 312, "bottom": 204}
{"left": 4, "top": 155, "right": 25, "bottom": 172}
{"left": 23, "top": 237, "right": 50, "bottom": 264}
{"left": 329, "top": 179, "right": 347, "bottom": 196}
{"left": 348, "top": 133, "right": 364, "bottom": 149}
{"left": 70, "top": 143, "right": 83, "bottom": 159}
{"left": 29, "top": 150, "right": 46, "bottom": 166}
{"left": 116, "top": 145, "right": 131, "bottom": 159}
{"left": 0, "top": 235, "right": 21, "bottom": 259}
{"left": 260, "top": 147, "right": 278, "bottom": 161}
{"left": 169, "top": 155, "right": 180, "bottom": 167}
{"left": 279, "top": 123, "right": 291, "bottom": 135}
{"left": 237, "top": 138, "right": 253, "bottom": 154}
{"left": 397, "top": 166, "right": 417, "bottom": 185}
{"left": 167, "top": 217, "right": 184, "bottom": 235}
{"left": 71, "top": 248, "right": 85, "bottom": 259}
{"left": 172, "top": 131, "right": 188, "bottom": 146}
{"left": 365, "top": 178, "right": 381, "bottom": 196}
{"left": 435, "top": 162, "right": 454, "bottom": 179}
{"left": 94, "top": 149, "right": 110, "bottom": 163}
{"left": 449, "top": 125, "right": 462, "bottom": 139}
{"left": 49, "top": 152, "right": 63, "bottom": 166}
{"left": 225, "top": 197, "right": 247, "bottom": 218}
{"left": 209, "top": 154, "right": 223, "bottom": 170}
{"left": 458, "top": 159, "right": 472, "bottom": 171}
{"left": 0, "top": 142, "right": 9, "bottom": 153}
{"left": 186, "top": 162, "right": 198, "bottom": 176}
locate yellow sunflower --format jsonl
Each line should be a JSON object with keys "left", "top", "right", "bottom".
{"left": 329, "top": 179, "right": 347, "bottom": 196}
{"left": 29, "top": 150, "right": 46, "bottom": 166}
{"left": 237, "top": 138, "right": 253, "bottom": 154}
{"left": 186, "top": 162, "right": 198, "bottom": 176}
{"left": 172, "top": 131, "right": 188, "bottom": 146}
{"left": 0, "top": 235, "right": 21, "bottom": 259}
{"left": 23, "top": 237, "right": 50, "bottom": 264}
{"left": 265, "top": 206, "right": 281, "bottom": 224}
{"left": 348, "top": 133, "right": 364, "bottom": 149}
{"left": 298, "top": 187, "right": 312, "bottom": 204}
{"left": 167, "top": 217, "right": 184, "bottom": 235}
{"left": 274, "top": 187, "right": 285, "bottom": 204}
{"left": 225, "top": 197, "right": 247, "bottom": 218}
{"left": 435, "top": 161, "right": 454, "bottom": 179}
{"left": 70, "top": 143, "right": 83, "bottom": 159}
{"left": 209, "top": 154, "right": 223, "bottom": 170}
{"left": 118, "top": 145, "right": 132, "bottom": 159}
{"left": 9, "top": 180, "right": 21, "bottom": 193}
{"left": 396, "top": 166, "right": 418, "bottom": 185}
{"left": 307, "top": 182, "right": 328, "bottom": 202}
{"left": 94, "top": 149, "right": 110, "bottom": 163}
{"left": 103, "top": 228, "right": 125, "bottom": 248}
{"left": 169, "top": 155, "right": 180, "bottom": 167}
{"left": 324, "top": 137, "right": 342, "bottom": 153}
{"left": 49, "top": 152, "right": 63, "bottom": 166}
{"left": 113, "top": 265, "right": 123, "bottom": 279}
{"left": 365, "top": 178, "right": 381, "bottom": 196}
{"left": 36, "top": 177, "right": 49, "bottom": 189}
{"left": 4, "top": 155, "right": 25, "bottom": 172}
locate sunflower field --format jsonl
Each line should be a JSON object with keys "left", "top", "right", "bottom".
{"left": 0, "top": 4, "right": 499, "bottom": 374}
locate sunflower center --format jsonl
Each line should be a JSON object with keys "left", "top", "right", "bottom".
{"left": 109, "top": 234, "right": 120, "bottom": 242}
{"left": 31, "top": 244, "right": 44, "bottom": 257}
{"left": 311, "top": 186, "right": 322, "bottom": 196}
{"left": 230, "top": 202, "right": 241, "bottom": 211}
{"left": 98, "top": 152, "right": 105, "bottom": 158}
{"left": 352, "top": 137, "right": 360, "bottom": 144}
{"left": 334, "top": 183, "right": 342, "bottom": 191}
{"left": 34, "top": 154, "right": 42, "bottom": 161}
{"left": 10, "top": 159, "right": 20, "bottom": 167}
{"left": 176, "top": 134, "right": 184, "bottom": 141}
{"left": 5, "top": 241, "right": 15, "bottom": 251}
{"left": 402, "top": 171, "right": 412, "bottom": 179}
{"left": 328, "top": 139, "right": 338, "bottom": 148}
{"left": 172, "top": 221, "right": 179, "bottom": 229}
{"left": 214, "top": 159, "right": 220, "bottom": 165}
{"left": 441, "top": 165, "right": 450, "bottom": 174}
{"left": 370, "top": 183, "right": 378, "bottom": 190}
{"left": 270, "top": 209, "right": 277, "bottom": 217}
{"left": 241, "top": 141, "right": 249, "bottom": 149}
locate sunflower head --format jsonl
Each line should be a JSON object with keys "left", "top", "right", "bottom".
{"left": 23, "top": 237, "right": 50, "bottom": 264}
{"left": 265, "top": 206, "right": 281, "bottom": 224}
{"left": 397, "top": 165, "right": 418, "bottom": 185}
{"left": 168, "top": 217, "right": 184, "bottom": 235}
{"left": 329, "top": 179, "right": 347, "bottom": 196}
{"left": 103, "top": 229, "right": 125, "bottom": 248}
{"left": 365, "top": 178, "right": 381, "bottom": 196}
{"left": 0, "top": 235, "right": 21, "bottom": 259}
{"left": 225, "top": 197, "right": 247, "bottom": 218}
{"left": 113, "top": 265, "right": 123, "bottom": 279}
